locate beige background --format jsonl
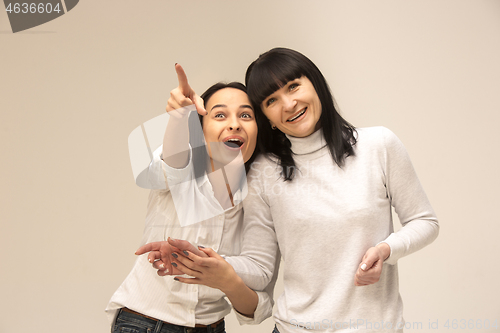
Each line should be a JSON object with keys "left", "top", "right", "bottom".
{"left": 1, "top": 1, "right": 499, "bottom": 332}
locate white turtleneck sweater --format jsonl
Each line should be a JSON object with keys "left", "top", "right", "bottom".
{"left": 228, "top": 126, "right": 439, "bottom": 332}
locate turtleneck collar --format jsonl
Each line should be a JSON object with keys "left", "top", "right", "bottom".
{"left": 286, "top": 128, "right": 326, "bottom": 155}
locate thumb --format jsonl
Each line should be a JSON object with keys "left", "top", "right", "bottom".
{"left": 193, "top": 93, "right": 207, "bottom": 116}
{"left": 360, "top": 249, "right": 379, "bottom": 271}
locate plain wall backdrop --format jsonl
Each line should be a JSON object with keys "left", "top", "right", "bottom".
{"left": 1, "top": 1, "right": 499, "bottom": 332}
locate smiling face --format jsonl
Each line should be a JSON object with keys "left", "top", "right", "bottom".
{"left": 261, "top": 76, "right": 322, "bottom": 138}
{"left": 202, "top": 88, "right": 257, "bottom": 164}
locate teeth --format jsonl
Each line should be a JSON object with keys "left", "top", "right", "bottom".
{"left": 224, "top": 138, "right": 243, "bottom": 148}
{"left": 287, "top": 109, "right": 306, "bottom": 122}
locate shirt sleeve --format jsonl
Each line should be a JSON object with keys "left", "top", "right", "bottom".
{"left": 146, "top": 145, "right": 193, "bottom": 190}
{"left": 225, "top": 161, "right": 280, "bottom": 291}
{"left": 379, "top": 128, "right": 439, "bottom": 265}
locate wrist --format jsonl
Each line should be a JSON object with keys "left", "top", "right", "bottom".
{"left": 375, "top": 242, "right": 391, "bottom": 261}
{"left": 221, "top": 274, "right": 245, "bottom": 296}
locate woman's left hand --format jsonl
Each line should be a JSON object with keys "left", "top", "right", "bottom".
{"left": 171, "top": 247, "right": 238, "bottom": 292}
{"left": 354, "top": 243, "right": 391, "bottom": 286}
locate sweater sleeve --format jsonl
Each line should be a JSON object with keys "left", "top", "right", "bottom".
{"left": 233, "top": 291, "right": 273, "bottom": 325}
{"left": 225, "top": 159, "right": 280, "bottom": 291}
{"left": 380, "top": 128, "right": 439, "bottom": 265}
{"left": 232, "top": 246, "right": 281, "bottom": 325}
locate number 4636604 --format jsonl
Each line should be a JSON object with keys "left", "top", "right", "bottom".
{"left": 5, "top": 2, "right": 62, "bottom": 14}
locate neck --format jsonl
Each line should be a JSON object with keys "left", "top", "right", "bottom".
{"left": 207, "top": 157, "right": 245, "bottom": 209}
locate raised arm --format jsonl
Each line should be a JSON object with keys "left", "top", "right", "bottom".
{"left": 162, "top": 64, "right": 206, "bottom": 168}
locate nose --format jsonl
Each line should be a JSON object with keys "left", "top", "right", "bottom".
{"left": 228, "top": 116, "right": 241, "bottom": 131}
{"left": 282, "top": 95, "right": 297, "bottom": 112}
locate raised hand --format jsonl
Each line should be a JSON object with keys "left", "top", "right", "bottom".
{"left": 166, "top": 64, "right": 207, "bottom": 116}
{"left": 162, "top": 64, "right": 206, "bottom": 168}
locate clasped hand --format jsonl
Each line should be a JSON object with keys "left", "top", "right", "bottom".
{"left": 135, "top": 238, "right": 237, "bottom": 291}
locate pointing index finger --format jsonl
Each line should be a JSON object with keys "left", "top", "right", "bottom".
{"left": 175, "top": 64, "right": 191, "bottom": 97}
{"left": 135, "top": 242, "right": 160, "bottom": 255}
{"left": 174, "top": 64, "right": 207, "bottom": 115}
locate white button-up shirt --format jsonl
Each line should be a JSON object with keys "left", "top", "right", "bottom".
{"left": 106, "top": 146, "right": 247, "bottom": 326}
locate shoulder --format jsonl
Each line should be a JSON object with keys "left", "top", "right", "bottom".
{"left": 356, "top": 126, "right": 396, "bottom": 141}
{"left": 355, "top": 126, "right": 402, "bottom": 150}
{"left": 248, "top": 154, "right": 279, "bottom": 172}
{"left": 246, "top": 154, "right": 281, "bottom": 185}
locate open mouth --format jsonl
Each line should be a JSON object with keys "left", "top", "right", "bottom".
{"left": 287, "top": 108, "right": 307, "bottom": 122}
{"left": 223, "top": 138, "right": 244, "bottom": 148}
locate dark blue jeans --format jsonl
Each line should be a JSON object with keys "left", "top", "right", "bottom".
{"left": 112, "top": 308, "right": 226, "bottom": 333}
{"left": 272, "top": 325, "right": 280, "bottom": 333}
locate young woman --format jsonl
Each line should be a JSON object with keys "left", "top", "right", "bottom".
{"left": 154, "top": 48, "right": 439, "bottom": 333}
{"left": 106, "top": 64, "right": 267, "bottom": 333}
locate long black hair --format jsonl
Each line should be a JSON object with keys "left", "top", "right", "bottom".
{"left": 245, "top": 47, "right": 356, "bottom": 181}
{"left": 189, "top": 82, "right": 259, "bottom": 178}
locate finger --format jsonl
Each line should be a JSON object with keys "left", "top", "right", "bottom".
{"left": 193, "top": 93, "right": 207, "bottom": 116}
{"left": 175, "top": 64, "right": 191, "bottom": 97}
{"left": 354, "top": 273, "right": 370, "bottom": 286}
{"left": 173, "top": 253, "right": 201, "bottom": 271}
{"left": 360, "top": 250, "right": 378, "bottom": 271}
{"left": 135, "top": 242, "right": 162, "bottom": 255}
{"left": 173, "top": 276, "right": 201, "bottom": 285}
{"left": 167, "top": 97, "right": 184, "bottom": 113}
{"left": 178, "top": 250, "right": 216, "bottom": 268}
{"left": 147, "top": 251, "right": 161, "bottom": 264}
{"left": 158, "top": 269, "right": 171, "bottom": 277}
{"left": 356, "top": 268, "right": 380, "bottom": 285}
{"left": 198, "top": 247, "right": 222, "bottom": 260}
{"left": 170, "top": 89, "right": 194, "bottom": 108}
{"left": 153, "top": 260, "right": 168, "bottom": 272}
{"left": 171, "top": 258, "right": 201, "bottom": 277}
{"left": 168, "top": 237, "right": 206, "bottom": 257}
{"left": 355, "top": 281, "right": 369, "bottom": 286}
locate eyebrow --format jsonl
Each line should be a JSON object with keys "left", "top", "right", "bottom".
{"left": 210, "top": 104, "right": 254, "bottom": 111}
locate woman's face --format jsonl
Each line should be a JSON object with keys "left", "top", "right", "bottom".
{"left": 261, "top": 76, "right": 322, "bottom": 138}
{"left": 202, "top": 88, "right": 257, "bottom": 163}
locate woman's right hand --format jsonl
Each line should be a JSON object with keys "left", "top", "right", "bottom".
{"left": 162, "top": 64, "right": 206, "bottom": 167}
{"left": 170, "top": 246, "right": 239, "bottom": 292}
{"left": 166, "top": 64, "right": 207, "bottom": 116}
